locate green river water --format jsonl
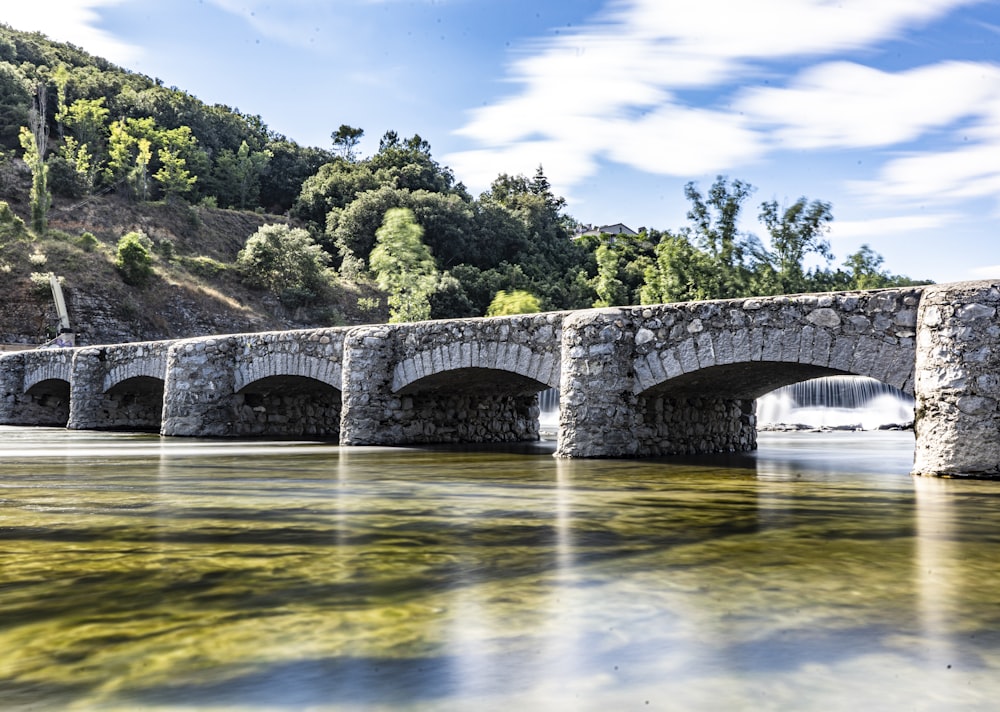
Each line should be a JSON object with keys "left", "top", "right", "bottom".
{"left": 2, "top": 426, "right": 1000, "bottom": 711}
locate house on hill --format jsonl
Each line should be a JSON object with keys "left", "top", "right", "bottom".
{"left": 572, "top": 223, "right": 640, "bottom": 243}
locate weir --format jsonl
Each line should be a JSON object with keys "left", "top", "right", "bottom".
{"left": 758, "top": 375, "right": 915, "bottom": 430}
{"left": 2, "top": 281, "right": 1000, "bottom": 477}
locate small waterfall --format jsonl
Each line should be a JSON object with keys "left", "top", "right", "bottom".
{"left": 757, "top": 376, "right": 914, "bottom": 431}
{"left": 539, "top": 388, "right": 560, "bottom": 438}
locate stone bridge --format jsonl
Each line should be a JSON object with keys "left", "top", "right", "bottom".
{"left": 2, "top": 281, "right": 999, "bottom": 478}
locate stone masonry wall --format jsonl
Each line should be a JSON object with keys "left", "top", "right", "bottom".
{"left": 558, "top": 288, "right": 921, "bottom": 457}
{"left": 162, "top": 328, "right": 346, "bottom": 438}
{"left": 637, "top": 396, "right": 757, "bottom": 456}
{"left": 341, "top": 314, "right": 563, "bottom": 446}
{"left": 0, "top": 348, "right": 74, "bottom": 426}
{"left": 68, "top": 340, "right": 171, "bottom": 431}
{"left": 913, "top": 281, "right": 1000, "bottom": 477}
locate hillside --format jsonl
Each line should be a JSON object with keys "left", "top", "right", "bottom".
{"left": 0, "top": 24, "right": 929, "bottom": 350}
{"left": 0, "top": 173, "right": 381, "bottom": 348}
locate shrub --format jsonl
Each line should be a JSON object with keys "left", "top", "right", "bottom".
{"left": 76, "top": 232, "right": 99, "bottom": 252}
{"left": 182, "top": 255, "right": 229, "bottom": 278}
{"left": 114, "top": 231, "right": 154, "bottom": 286}
{"left": 29, "top": 271, "right": 52, "bottom": 297}
{"left": 0, "top": 201, "right": 27, "bottom": 242}
{"left": 236, "top": 223, "right": 330, "bottom": 306}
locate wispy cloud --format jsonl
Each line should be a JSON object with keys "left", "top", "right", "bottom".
{"left": 739, "top": 61, "right": 1000, "bottom": 150}
{"left": 828, "top": 213, "right": 958, "bottom": 240}
{"left": 447, "top": 0, "right": 988, "bottom": 205}
{"left": 3, "top": 0, "right": 141, "bottom": 64}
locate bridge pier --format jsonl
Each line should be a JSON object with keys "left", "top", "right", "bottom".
{"left": 161, "top": 337, "right": 240, "bottom": 437}
{"left": 161, "top": 330, "right": 345, "bottom": 439}
{"left": 913, "top": 281, "right": 1000, "bottom": 477}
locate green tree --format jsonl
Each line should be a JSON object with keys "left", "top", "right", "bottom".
{"left": 0, "top": 61, "right": 31, "bottom": 149}
{"left": 114, "top": 231, "right": 154, "bottom": 286}
{"left": 61, "top": 97, "right": 109, "bottom": 155}
{"left": 592, "top": 243, "right": 628, "bottom": 307}
{"left": 757, "top": 197, "right": 833, "bottom": 294}
{"left": 640, "top": 231, "right": 716, "bottom": 304}
{"left": 154, "top": 146, "right": 196, "bottom": 199}
{"left": 19, "top": 81, "right": 49, "bottom": 234}
{"left": 681, "top": 176, "right": 758, "bottom": 298}
{"left": 369, "top": 207, "right": 437, "bottom": 323}
{"left": 332, "top": 124, "right": 364, "bottom": 161}
{"left": 236, "top": 223, "right": 331, "bottom": 306}
{"left": 210, "top": 140, "right": 270, "bottom": 208}
{"left": 48, "top": 135, "right": 93, "bottom": 198}
{"left": 487, "top": 289, "right": 542, "bottom": 316}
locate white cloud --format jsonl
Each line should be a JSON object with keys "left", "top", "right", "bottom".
{"left": 447, "top": 0, "right": 985, "bottom": 196}
{"left": 607, "top": 105, "right": 764, "bottom": 175}
{"left": 828, "top": 213, "right": 958, "bottom": 240}
{"left": 739, "top": 61, "right": 1000, "bottom": 150}
{"left": 3, "top": 0, "right": 141, "bottom": 64}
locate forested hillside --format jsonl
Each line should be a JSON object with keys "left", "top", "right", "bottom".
{"left": 0, "top": 23, "right": 928, "bottom": 347}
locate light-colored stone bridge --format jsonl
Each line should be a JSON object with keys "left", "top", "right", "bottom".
{"left": 2, "top": 281, "right": 999, "bottom": 477}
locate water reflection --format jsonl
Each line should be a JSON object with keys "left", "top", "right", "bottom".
{"left": 2, "top": 427, "right": 1000, "bottom": 710}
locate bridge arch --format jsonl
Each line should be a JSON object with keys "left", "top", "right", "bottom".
{"left": 22, "top": 377, "right": 71, "bottom": 426}
{"left": 234, "top": 373, "right": 341, "bottom": 438}
{"left": 341, "top": 314, "right": 564, "bottom": 446}
{"left": 392, "top": 340, "right": 560, "bottom": 393}
{"left": 558, "top": 290, "right": 920, "bottom": 458}
{"left": 234, "top": 354, "right": 341, "bottom": 393}
{"left": 24, "top": 361, "right": 73, "bottom": 394}
{"left": 101, "top": 375, "right": 166, "bottom": 432}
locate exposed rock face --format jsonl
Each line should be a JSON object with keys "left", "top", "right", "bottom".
{"left": 913, "top": 281, "right": 1000, "bottom": 477}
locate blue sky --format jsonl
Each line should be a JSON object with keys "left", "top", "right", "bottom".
{"left": 5, "top": 0, "right": 1000, "bottom": 284}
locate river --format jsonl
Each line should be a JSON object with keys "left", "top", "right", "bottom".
{"left": 2, "top": 426, "right": 1000, "bottom": 711}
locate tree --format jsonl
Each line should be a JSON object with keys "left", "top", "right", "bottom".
{"left": 332, "top": 124, "right": 364, "bottom": 161}
{"left": 236, "top": 224, "right": 331, "bottom": 306}
{"left": 19, "top": 81, "right": 49, "bottom": 234}
{"left": 681, "top": 176, "right": 758, "bottom": 298}
{"left": 62, "top": 98, "right": 110, "bottom": 155}
{"left": 369, "top": 207, "right": 438, "bottom": 323}
{"left": 640, "top": 231, "right": 716, "bottom": 304}
{"left": 487, "top": 289, "right": 542, "bottom": 316}
{"left": 210, "top": 140, "right": 270, "bottom": 208}
{"left": 757, "top": 197, "right": 833, "bottom": 294}
{"left": 133, "top": 138, "right": 153, "bottom": 200}
{"left": 48, "top": 136, "right": 93, "bottom": 198}
{"left": 154, "top": 146, "right": 196, "bottom": 199}
{"left": 592, "top": 243, "right": 628, "bottom": 307}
